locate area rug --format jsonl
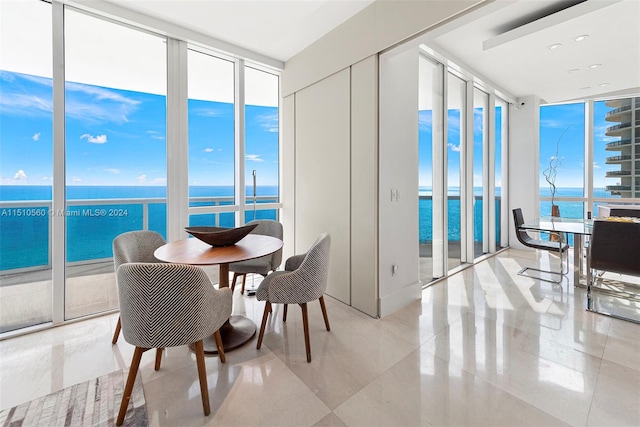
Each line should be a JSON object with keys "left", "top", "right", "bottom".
{"left": 0, "top": 369, "right": 147, "bottom": 426}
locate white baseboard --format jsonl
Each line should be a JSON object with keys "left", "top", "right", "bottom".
{"left": 378, "top": 281, "right": 421, "bottom": 318}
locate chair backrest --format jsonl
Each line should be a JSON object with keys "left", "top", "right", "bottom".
{"left": 295, "top": 233, "right": 331, "bottom": 300}
{"left": 590, "top": 220, "right": 640, "bottom": 276}
{"left": 247, "top": 220, "right": 284, "bottom": 270}
{"left": 512, "top": 208, "right": 533, "bottom": 246}
{"left": 113, "top": 230, "right": 166, "bottom": 271}
{"left": 116, "top": 262, "right": 232, "bottom": 349}
{"left": 608, "top": 208, "right": 640, "bottom": 218}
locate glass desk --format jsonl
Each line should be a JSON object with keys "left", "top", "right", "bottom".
{"left": 519, "top": 217, "right": 593, "bottom": 287}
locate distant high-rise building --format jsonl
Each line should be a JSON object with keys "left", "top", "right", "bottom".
{"left": 605, "top": 97, "right": 639, "bottom": 198}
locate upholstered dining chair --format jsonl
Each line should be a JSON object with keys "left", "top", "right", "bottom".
{"left": 111, "top": 230, "right": 167, "bottom": 344}
{"left": 513, "top": 208, "right": 569, "bottom": 284}
{"left": 255, "top": 233, "right": 331, "bottom": 362}
{"left": 115, "top": 262, "right": 232, "bottom": 426}
{"left": 229, "top": 220, "right": 283, "bottom": 294}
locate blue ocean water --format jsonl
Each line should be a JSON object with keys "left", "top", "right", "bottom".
{"left": 0, "top": 185, "right": 278, "bottom": 270}
{"left": 0, "top": 185, "right": 617, "bottom": 270}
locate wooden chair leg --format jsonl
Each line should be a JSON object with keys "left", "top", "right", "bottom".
{"left": 257, "top": 301, "right": 272, "bottom": 349}
{"left": 283, "top": 304, "right": 288, "bottom": 322}
{"left": 231, "top": 273, "right": 240, "bottom": 292}
{"left": 112, "top": 316, "right": 121, "bottom": 344}
{"left": 193, "top": 340, "right": 211, "bottom": 416}
{"left": 300, "top": 303, "right": 311, "bottom": 363}
{"left": 154, "top": 348, "right": 163, "bottom": 371}
{"left": 319, "top": 296, "right": 330, "bottom": 331}
{"left": 117, "top": 347, "right": 147, "bottom": 426}
{"left": 240, "top": 274, "right": 247, "bottom": 294}
{"left": 214, "top": 330, "right": 226, "bottom": 363}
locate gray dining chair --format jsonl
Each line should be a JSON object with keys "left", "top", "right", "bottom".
{"left": 229, "top": 220, "right": 283, "bottom": 294}
{"left": 111, "top": 230, "right": 167, "bottom": 344}
{"left": 115, "top": 262, "right": 232, "bottom": 426}
{"left": 255, "top": 233, "right": 331, "bottom": 362}
{"left": 513, "top": 208, "right": 569, "bottom": 284}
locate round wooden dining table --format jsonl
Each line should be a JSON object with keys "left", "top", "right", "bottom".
{"left": 154, "top": 234, "right": 283, "bottom": 355}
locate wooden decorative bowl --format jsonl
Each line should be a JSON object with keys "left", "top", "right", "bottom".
{"left": 184, "top": 224, "right": 259, "bottom": 247}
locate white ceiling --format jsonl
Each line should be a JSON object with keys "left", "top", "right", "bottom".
{"left": 420, "top": 0, "right": 640, "bottom": 103}
{"left": 101, "top": 0, "right": 374, "bottom": 63}
{"left": 99, "top": 0, "right": 640, "bottom": 104}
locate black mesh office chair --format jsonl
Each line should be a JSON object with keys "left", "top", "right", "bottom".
{"left": 513, "top": 208, "right": 569, "bottom": 284}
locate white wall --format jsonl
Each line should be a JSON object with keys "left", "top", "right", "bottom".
{"left": 282, "top": 0, "right": 488, "bottom": 317}
{"left": 509, "top": 95, "right": 541, "bottom": 249}
{"left": 378, "top": 47, "right": 421, "bottom": 317}
{"left": 351, "top": 56, "right": 379, "bottom": 317}
{"left": 294, "top": 69, "right": 351, "bottom": 303}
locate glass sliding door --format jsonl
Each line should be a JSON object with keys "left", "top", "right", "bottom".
{"left": 64, "top": 8, "right": 167, "bottom": 320}
{"left": 0, "top": 0, "right": 53, "bottom": 333}
{"left": 187, "top": 49, "right": 235, "bottom": 227}
{"left": 244, "top": 66, "right": 279, "bottom": 223}
{"left": 446, "top": 73, "right": 466, "bottom": 270}
{"left": 418, "top": 55, "right": 444, "bottom": 281}
{"left": 473, "top": 88, "right": 488, "bottom": 258}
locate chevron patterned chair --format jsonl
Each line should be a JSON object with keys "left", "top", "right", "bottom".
{"left": 256, "top": 233, "right": 331, "bottom": 363}
{"left": 111, "top": 230, "right": 167, "bottom": 344}
{"left": 115, "top": 262, "right": 232, "bottom": 426}
{"left": 229, "top": 219, "right": 283, "bottom": 294}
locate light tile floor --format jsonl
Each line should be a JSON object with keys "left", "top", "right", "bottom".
{"left": 1, "top": 249, "right": 639, "bottom": 426}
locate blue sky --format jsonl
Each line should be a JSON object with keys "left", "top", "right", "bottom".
{"left": 0, "top": 70, "right": 279, "bottom": 189}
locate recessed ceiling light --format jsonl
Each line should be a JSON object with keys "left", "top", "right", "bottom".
{"left": 599, "top": 83, "right": 611, "bottom": 87}
{"left": 579, "top": 87, "right": 591, "bottom": 90}
{"left": 547, "top": 43, "right": 562, "bottom": 50}
{"left": 567, "top": 69, "right": 580, "bottom": 73}
{"left": 574, "top": 35, "right": 589, "bottom": 42}
{"left": 589, "top": 64, "right": 602, "bottom": 69}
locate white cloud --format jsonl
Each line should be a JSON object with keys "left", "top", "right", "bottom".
{"left": 32, "top": 133, "right": 40, "bottom": 141}
{"left": 245, "top": 154, "right": 264, "bottom": 162}
{"left": 72, "top": 176, "right": 82, "bottom": 182}
{"left": 447, "top": 143, "right": 461, "bottom": 152}
{"left": 148, "top": 177, "right": 167, "bottom": 185}
{"left": 13, "top": 170, "right": 27, "bottom": 180}
{"left": 257, "top": 112, "right": 278, "bottom": 133}
{"left": 137, "top": 174, "right": 147, "bottom": 183}
{"left": 204, "top": 148, "right": 214, "bottom": 152}
{"left": 105, "top": 168, "right": 120, "bottom": 174}
{"left": 146, "top": 130, "right": 165, "bottom": 140}
{"left": 81, "top": 134, "right": 108, "bottom": 144}
{"left": 593, "top": 162, "right": 601, "bottom": 169}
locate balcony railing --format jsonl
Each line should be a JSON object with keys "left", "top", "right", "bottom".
{"left": 606, "top": 170, "right": 631, "bottom": 177}
{"left": 606, "top": 104, "right": 632, "bottom": 117}
{"left": 606, "top": 154, "right": 640, "bottom": 163}
{"left": 606, "top": 122, "right": 632, "bottom": 133}
{"left": 0, "top": 195, "right": 280, "bottom": 273}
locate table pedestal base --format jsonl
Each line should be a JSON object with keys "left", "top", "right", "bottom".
{"left": 191, "top": 315, "right": 256, "bottom": 356}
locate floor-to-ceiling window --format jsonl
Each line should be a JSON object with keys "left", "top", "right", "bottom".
{"left": 447, "top": 73, "right": 466, "bottom": 271}
{"left": 0, "top": 1, "right": 281, "bottom": 336}
{"left": 539, "top": 99, "right": 639, "bottom": 228}
{"left": 63, "top": 9, "right": 167, "bottom": 320}
{"left": 0, "top": 0, "right": 53, "bottom": 333}
{"left": 244, "top": 65, "right": 280, "bottom": 223}
{"left": 539, "top": 102, "right": 585, "bottom": 225}
{"left": 495, "top": 98, "right": 507, "bottom": 249}
{"left": 473, "top": 88, "right": 488, "bottom": 258}
{"left": 418, "top": 55, "right": 444, "bottom": 281}
{"left": 187, "top": 49, "right": 235, "bottom": 228}
{"left": 418, "top": 49, "right": 508, "bottom": 283}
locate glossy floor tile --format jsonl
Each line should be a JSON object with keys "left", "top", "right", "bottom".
{"left": 1, "top": 249, "right": 639, "bottom": 426}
